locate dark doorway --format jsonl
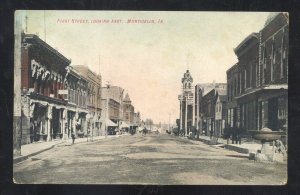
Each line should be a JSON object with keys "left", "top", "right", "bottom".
{"left": 52, "top": 108, "right": 60, "bottom": 139}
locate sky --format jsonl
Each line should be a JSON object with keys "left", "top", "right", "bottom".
{"left": 16, "top": 10, "right": 272, "bottom": 124}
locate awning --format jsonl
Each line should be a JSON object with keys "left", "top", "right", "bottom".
{"left": 30, "top": 99, "right": 48, "bottom": 107}
{"left": 67, "top": 107, "right": 76, "bottom": 112}
{"left": 53, "top": 105, "right": 66, "bottom": 109}
{"left": 77, "top": 108, "right": 89, "bottom": 114}
{"left": 106, "top": 119, "right": 118, "bottom": 127}
{"left": 120, "top": 122, "right": 130, "bottom": 128}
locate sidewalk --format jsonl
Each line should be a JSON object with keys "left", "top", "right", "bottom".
{"left": 190, "top": 135, "right": 262, "bottom": 154}
{"left": 13, "top": 134, "right": 126, "bottom": 164}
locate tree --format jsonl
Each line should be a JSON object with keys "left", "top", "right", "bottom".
{"left": 145, "top": 118, "right": 154, "bottom": 130}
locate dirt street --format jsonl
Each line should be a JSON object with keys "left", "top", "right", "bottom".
{"left": 13, "top": 133, "right": 287, "bottom": 185}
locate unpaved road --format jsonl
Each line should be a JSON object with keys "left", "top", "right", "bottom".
{"left": 14, "top": 133, "right": 287, "bottom": 185}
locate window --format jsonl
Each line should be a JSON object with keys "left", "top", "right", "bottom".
{"left": 244, "top": 69, "right": 247, "bottom": 89}
{"left": 234, "top": 79, "right": 237, "bottom": 97}
{"left": 271, "top": 37, "right": 275, "bottom": 81}
{"left": 280, "top": 28, "right": 285, "bottom": 79}
{"left": 250, "top": 64, "right": 252, "bottom": 88}
{"left": 239, "top": 73, "right": 242, "bottom": 94}
{"left": 227, "top": 83, "right": 230, "bottom": 101}
{"left": 256, "top": 63, "right": 259, "bottom": 87}
{"left": 262, "top": 47, "right": 266, "bottom": 84}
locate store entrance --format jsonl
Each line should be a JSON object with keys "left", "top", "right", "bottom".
{"left": 268, "top": 98, "right": 279, "bottom": 131}
{"left": 52, "top": 108, "right": 61, "bottom": 139}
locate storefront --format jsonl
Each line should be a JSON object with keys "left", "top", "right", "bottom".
{"left": 67, "top": 106, "right": 77, "bottom": 138}
{"left": 237, "top": 86, "right": 287, "bottom": 132}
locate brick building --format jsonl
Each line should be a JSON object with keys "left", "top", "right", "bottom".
{"left": 226, "top": 63, "right": 240, "bottom": 129}
{"left": 72, "top": 65, "right": 102, "bottom": 136}
{"left": 122, "top": 93, "right": 135, "bottom": 130}
{"left": 20, "top": 33, "right": 70, "bottom": 144}
{"left": 227, "top": 12, "right": 288, "bottom": 133}
{"left": 64, "top": 66, "right": 88, "bottom": 138}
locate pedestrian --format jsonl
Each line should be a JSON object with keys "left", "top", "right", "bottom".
{"left": 210, "top": 130, "right": 213, "bottom": 139}
{"left": 30, "top": 121, "right": 34, "bottom": 143}
{"left": 71, "top": 130, "right": 76, "bottom": 144}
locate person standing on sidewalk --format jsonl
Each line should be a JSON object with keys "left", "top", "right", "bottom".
{"left": 71, "top": 129, "right": 76, "bottom": 144}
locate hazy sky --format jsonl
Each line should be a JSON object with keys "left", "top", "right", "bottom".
{"left": 17, "top": 11, "right": 271, "bottom": 124}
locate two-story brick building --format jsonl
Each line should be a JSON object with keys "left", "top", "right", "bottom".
{"left": 64, "top": 66, "right": 88, "bottom": 138}
{"left": 227, "top": 12, "right": 288, "bottom": 133}
{"left": 20, "top": 33, "right": 70, "bottom": 144}
{"left": 72, "top": 65, "right": 102, "bottom": 136}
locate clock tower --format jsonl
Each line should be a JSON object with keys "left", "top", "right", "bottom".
{"left": 178, "top": 70, "right": 194, "bottom": 136}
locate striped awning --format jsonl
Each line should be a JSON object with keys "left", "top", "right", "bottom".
{"left": 106, "top": 119, "right": 117, "bottom": 127}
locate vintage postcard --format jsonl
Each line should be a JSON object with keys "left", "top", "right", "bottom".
{"left": 13, "top": 11, "right": 288, "bottom": 185}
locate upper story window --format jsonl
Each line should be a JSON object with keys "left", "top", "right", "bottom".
{"left": 244, "top": 69, "right": 247, "bottom": 89}
{"left": 271, "top": 37, "right": 275, "bottom": 82}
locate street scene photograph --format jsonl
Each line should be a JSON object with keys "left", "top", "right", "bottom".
{"left": 13, "top": 11, "right": 288, "bottom": 185}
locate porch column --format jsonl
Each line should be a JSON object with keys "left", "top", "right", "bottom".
{"left": 185, "top": 98, "right": 187, "bottom": 136}
{"left": 180, "top": 99, "right": 182, "bottom": 130}
{"left": 192, "top": 98, "right": 194, "bottom": 129}
{"left": 62, "top": 108, "right": 67, "bottom": 140}
{"left": 47, "top": 105, "right": 53, "bottom": 141}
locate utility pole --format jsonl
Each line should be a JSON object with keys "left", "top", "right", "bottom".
{"left": 105, "top": 81, "right": 110, "bottom": 137}
{"left": 14, "top": 11, "right": 24, "bottom": 156}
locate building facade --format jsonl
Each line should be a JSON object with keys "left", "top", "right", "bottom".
{"left": 72, "top": 65, "right": 102, "bottom": 136}
{"left": 101, "top": 86, "right": 124, "bottom": 134}
{"left": 133, "top": 112, "right": 141, "bottom": 127}
{"left": 20, "top": 33, "right": 70, "bottom": 144}
{"left": 64, "top": 66, "right": 88, "bottom": 138}
{"left": 122, "top": 93, "right": 134, "bottom": 125}
{"left": 101, "top": 98, "right": 120, "bottom": 135}
{"left": 178, "top": 70, "right": 194, "bottom": 135}
{"left": 227, "top": 12, "right": 288, "bottom": 133}
{"left": 226, "top": 64, "right": 240, "bottom": 129}
{"left": 194, "top": 82, "right": 226, "bottom": 134}
{"left": 214, "top": 92, "right": 227, "bottom": 137}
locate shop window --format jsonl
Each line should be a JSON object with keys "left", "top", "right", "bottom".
{"left": 278, "top": 97, "right": 288, "bottom": 131}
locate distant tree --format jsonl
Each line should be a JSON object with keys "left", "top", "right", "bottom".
{"left": 145, "top": 118, "right": 154, "bottom": 130}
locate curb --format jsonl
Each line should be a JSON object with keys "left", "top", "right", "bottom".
{"left": 189, "top": 137, "right": 252, "bottom": 154}
{"left": 13, "top": 135, "right": 124, "bottom": 164}
{"left": 13, "top": 145, "right": 55, "bottom": 164}
{"left": 13, "top": 141, "right": 66, "bottom": 164}
{"left": 224, "top": 144, "right": 249, "bottom": 154}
